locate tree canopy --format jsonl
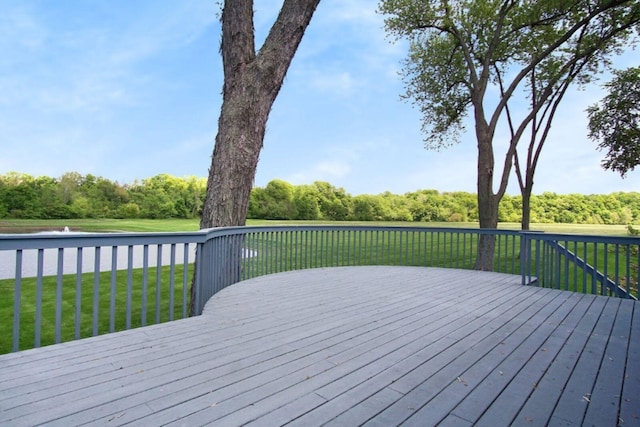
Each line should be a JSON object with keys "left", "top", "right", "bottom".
{"left": 379, "top": 0, "right": 640, "bottom": 268}
{"left": 587, "top": 66, "right": 640, "bottom": 177}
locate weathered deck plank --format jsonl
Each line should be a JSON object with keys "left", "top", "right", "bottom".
{"left": 0, "top": 266, "right": 637, "bottom": 426}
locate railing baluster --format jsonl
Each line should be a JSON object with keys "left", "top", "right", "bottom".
{"left": 127, "top": 245, "right": 134, "bottom": 328}
{"left": 93, "top": 246, "right": 101, "bottom": 337}
{"left": 194, "top": 242, "right": 204, "bottom": 314}
{"left": 169, "top": 244, "right": 176, "bottom": 322}
{"left": 155, "top": 245, "right": 162, "bottom": 324}
{"left": 632, "top": 244, "right": 636, "bottom": 298}
{"left": 75, "top": 248, "right": 83, "bottom": 340}
{"left": 35, "top": 249, "right": 44, "bottom": 348}
{"left": 614, "top": 243, "right": 620, "bottom": 296}
{"left": 455, "top": 232, "right": 460, "bottom": 269}
{"left": 591, "top": 243, "right": 598, "bottom": 294}
{"left": 635, "top": 244, "right": 639, "bottom": 296}
{"left": 581, "top": 242, "right": 587, "bottom": 294}
{"left": 603, "top": 243, "right": 609, "bottom": 296}
{"left": 109, "top": 246, "right": 118, "bottom": 333}
{"left": 262, "top": 232, "right": 267, "bottom": 276}
{"left": 55, "top": 248, "right": 64, "bottom": 344}
{"left": 142, "top": 244, "right": 149, "bottom": 326}
{"left": 562, "top": 239, "right": 569, "bottom": 291}
{"left": 573, "top": 242, "right": 586, "bottom": 292}
{"left": 12, "top": 250, "right": 23, "bottom": 352}
{"left": 182, "top": 243, "right": 189, "bottom": 319}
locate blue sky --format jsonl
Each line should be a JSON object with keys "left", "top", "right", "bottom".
{"left": 1, "top": 0, "right": 638, "bottom": 196}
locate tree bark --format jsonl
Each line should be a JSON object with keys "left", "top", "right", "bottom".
{"left": 201, "top": 0, "right": 321, "bottom": 229}
{"left": 190, "top": 0, "right": 320, "bottom": 316}
{"left": 474, "top": 106, "right": 499, "bottom": 271}
{"left": 521, "top": 187, "right": 531, "bottom": 231}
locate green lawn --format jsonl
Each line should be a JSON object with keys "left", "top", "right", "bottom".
{"left": 0, "top": 218, "right": 201, "bottom": 233}
{"left": 0, "top": 218, "right": 633, "bottom": 235}
{"left": 0, "top": 264, "right": 191, "bottom": 354}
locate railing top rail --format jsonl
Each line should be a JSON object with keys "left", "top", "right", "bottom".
{"left": 3, "top": 225, "right": 636, "bottom": 252}
{"left": 203, "top": 225, "right": 521, "bottom": 236}
{"left": 521, "top": 231, "right": 640, "bottom": 245}
{"left": 0, "top": 225, "right": 520, "bottom": 251}
{"left": 0, "top": 231, "right": 207, "bottom": 251}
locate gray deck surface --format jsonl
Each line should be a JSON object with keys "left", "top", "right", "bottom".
{"left": 0, "top": 266, "right": 638, "bottom": 426}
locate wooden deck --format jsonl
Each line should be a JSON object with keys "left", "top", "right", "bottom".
{"left": 0, "top": 266, "right": 638, "bottom": 426}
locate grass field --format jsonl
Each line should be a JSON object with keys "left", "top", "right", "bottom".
{"left": 0, "top": 218, "right": 633, "bottom": 235}
{"left": 0, "top": 219, "right": 636, "bottom": 354}
{"left": 0, "top": 265, "right": 191, "bottom": 354}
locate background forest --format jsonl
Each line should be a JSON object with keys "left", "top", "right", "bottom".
{"left": 0, "top": 172, "right": 638, "bottom": 225}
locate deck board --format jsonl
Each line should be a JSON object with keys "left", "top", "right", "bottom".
{"left": 619, "top": 301, "right": 640, "bottom": 426}
{"left": 0, "top": 266, "right": 636, "bottom": 426}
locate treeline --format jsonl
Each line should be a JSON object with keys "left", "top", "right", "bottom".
{"left": 1, "top": 173, "right": 639, "bottom": 224}
{"left": 249, "top": 180, "right": 640, "bottom": 224}
{"left": 0, "top": 172, "right": 206, "bottom": 219}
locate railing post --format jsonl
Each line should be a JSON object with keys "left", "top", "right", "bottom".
{"left": 194, "top": 242, "right": 205, "bottom": 315}
{"left": 520, "top": 231, "right": 544, "bottom": 286}
{"left": 520, "top": 232, "right": 528, "bottom": 286}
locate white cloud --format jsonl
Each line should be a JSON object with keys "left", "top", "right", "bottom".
{"left": 282, "top": 139, "right": 386, "bottom": 186}
{"left": 0, "top": 1, "right": 218, "bottom": 116}
{"left": 308, "top": 71, "right": 358, "bottom": 94}
{"left": 0, "top": 2, "right": 47, "bottom": 54}
{"left": 315, "top": 160, "right": 352, "bottom": 178}
{"left": 287, "top": 159, "right": 352, "bottom": 185}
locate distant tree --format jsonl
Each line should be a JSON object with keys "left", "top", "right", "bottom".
{"left": 57, "top": 172, "right": 83, "bottom": 204}
{"left": 313, "top": 181, "right": 353, "bottom": 220}
{"left": 35, "top": 176, "right": 69, "bottom": 219}
{"left": 200, "top": 0, "right": 321, "bottom": 228}
{"left": 263, "top": 179, "right": 298, "bottom": 219}
{"left": 587, "top": 66, "right": 640, "bottom": 177}
{"left": 405, "top": 190, "right": 442, "bottom": 222}
{"left": 353, "top": 194, "right": 390, "bottom": 221}
{"left": 380, "top": 192, "right": 413, "bottom": 221}
{"left": 3, "top": 181, "right": 40, "bottom": 218}
{"left": 293, "top": 185, "right": 321, "bottom": 220}
{"left": 379, "top": 0, "right": 640, "bottom": 268}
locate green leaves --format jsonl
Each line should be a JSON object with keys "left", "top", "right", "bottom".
{"left": 587, "top": 66, "right": 640, "bottom": 177}
{"left": 379, "top": 0, "right": 640, "bottom": 148}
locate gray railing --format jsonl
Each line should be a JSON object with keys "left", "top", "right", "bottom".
{"left": 521, "top": 232, "right": 639, "bottom": 300}
{"left": 1, "top": 226, "right": 638, "bottom": 354}
{"left": 0, "top": 231, "right": 206, "bottom": 354}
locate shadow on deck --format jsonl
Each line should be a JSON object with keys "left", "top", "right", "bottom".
{"left": 0, "top": 266, "right": 638, "bottom": 426}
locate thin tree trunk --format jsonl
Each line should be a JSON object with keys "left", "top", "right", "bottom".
{"left": 521, "top": 187, "right": 531, "bottom": 231}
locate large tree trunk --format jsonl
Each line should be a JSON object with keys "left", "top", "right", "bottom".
{"left": 201, "top": 0, "right": 321, "bottom": 229}
{"left": 190, "top": 0, "right": 320, "bottom": 316}
{"left": 475, "top": 113, "right": 499, "bottom": 271}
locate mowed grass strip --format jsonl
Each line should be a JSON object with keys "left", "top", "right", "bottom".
{"left": 0, "top": 218, "right": 633, "bottom": 235}
{"left": 0, "top": 264, "right": 192, "bottom": 354}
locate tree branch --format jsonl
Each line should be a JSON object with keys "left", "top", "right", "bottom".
{"left": 254, "top": 0, "right": 321, "bottom": 100}
{"left": 220, "top": 0, "right": 256, "bottom": 88}
{"left": 489, "top": 0, "right": 638, "bottom": 132}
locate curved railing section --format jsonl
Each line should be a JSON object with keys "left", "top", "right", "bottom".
{"left": 196, "top": 226, "right": 523, "bottom": 314}
{"left": 1, "top": 225, "right": 638, "bottom": 354}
